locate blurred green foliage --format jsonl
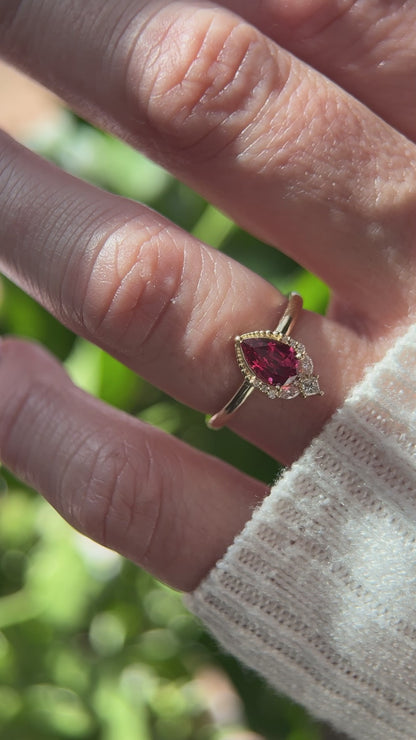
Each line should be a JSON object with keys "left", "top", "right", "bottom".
{"left": 0, "top": 112, "right": 329, "bottom": 739}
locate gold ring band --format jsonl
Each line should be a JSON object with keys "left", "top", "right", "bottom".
{"left": 207, "top": 293, "right": 322, "bottom": 430}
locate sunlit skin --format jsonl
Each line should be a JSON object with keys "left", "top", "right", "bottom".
{"left": 0, "top": 1, "right": 416, "bottom": 590}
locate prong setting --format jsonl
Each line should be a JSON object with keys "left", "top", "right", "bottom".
{"left": 207, "top": 293, "right": 323, "bottom": 430}
{"left": 235, "top": 330, "right": 322, "bottom": 400}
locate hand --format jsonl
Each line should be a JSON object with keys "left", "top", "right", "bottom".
{"left": 0, "top": 0, "right": 415, "bottom": 590}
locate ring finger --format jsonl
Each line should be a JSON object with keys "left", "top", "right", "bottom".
{"left": 0, "top": 133, "right": 361, "bottom": 464}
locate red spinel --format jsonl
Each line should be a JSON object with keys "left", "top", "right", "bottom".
{"left": 241, "top": 338, "right": 299, "bottom": 386}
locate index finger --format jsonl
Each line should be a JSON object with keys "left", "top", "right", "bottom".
{"left": 2, "top": 0, "right": 416, "bottom": 326}
{"left": 222, "top": 0, "right": 416, "bottom": 141}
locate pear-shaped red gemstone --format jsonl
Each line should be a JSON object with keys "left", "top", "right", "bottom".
{"left": 241, "top": 337, "right": 299, "bottom": 386}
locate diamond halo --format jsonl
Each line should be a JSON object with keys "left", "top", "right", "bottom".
{"left": 207, "top": 293, "right": 323, "bottom": 430}
{"left": 235, "top": 330, "right": 322, "bottom": 400}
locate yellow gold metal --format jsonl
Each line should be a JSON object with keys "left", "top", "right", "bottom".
{"left": 207, "top": 292, "right": 307, "bottom": 430}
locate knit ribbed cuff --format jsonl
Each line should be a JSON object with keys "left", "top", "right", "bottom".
{"left": 187, "top": 325, "right": 416, "bottom": 740}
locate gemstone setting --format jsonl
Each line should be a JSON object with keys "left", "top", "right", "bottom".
{"left": 235, "top": 331, "right": 321, "bottom": 399}
{"left": 240, "top": 337, "right": 300, "bottom": 387}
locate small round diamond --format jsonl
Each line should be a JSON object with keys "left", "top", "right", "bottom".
{"left": 300, "top": 355, "right": 314, "bottom": 374}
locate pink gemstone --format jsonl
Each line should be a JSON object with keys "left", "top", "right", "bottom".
{"left": 241, "top": 338, "right": 299, "bottom": 387}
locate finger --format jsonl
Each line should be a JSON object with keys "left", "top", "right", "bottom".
{"left": 0, "top": 338, "right": 267, "bottom": 591}
{"left": 221, "top": 0, "right": 416, "bottom": 142}
{"left": 1, "top": 2, "right": 416, "bottom": 324}
{"left": 1, "top": 132, "right": 367, "bottom": 464}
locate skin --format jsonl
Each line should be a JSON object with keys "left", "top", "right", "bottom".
{"left": 0, "top": 0, "right": 415, "bottom": 590}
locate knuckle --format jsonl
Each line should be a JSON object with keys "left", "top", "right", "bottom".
{"left": 80, "top": 217, "right": 184, "bottom": 357}
{"left": 73, "top": 434, "right": 164, "bottom": 564}
{"left": 126, "top": 6, "right": 287, "bottom": 161}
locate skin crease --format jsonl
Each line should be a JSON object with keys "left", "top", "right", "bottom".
{"left": 0, "top": 0, "right": 415, "bottom": 590}
{"left": 222, "top": 0, "right": 416, "bottom": 140}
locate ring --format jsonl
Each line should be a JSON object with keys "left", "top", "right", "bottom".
{"left": 207, "top": 292, "right": 322, "bottom": 430}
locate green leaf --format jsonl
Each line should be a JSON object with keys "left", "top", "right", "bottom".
{"left": 281, "top": 270, "right": 330, "bottom": 313}
{"left": 192, "top": 204, "right": 236, "bottom": 248}
{"left": 26, "top": 685, "right": 94, "bottom": 737}
{"left": 64, "top": 338, "right": 102, "bottom": 395}
{"left": 94, "top": 678, "right": 151, "bottom": 740}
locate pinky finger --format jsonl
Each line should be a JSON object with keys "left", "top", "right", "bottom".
{"left": 0, "top": 339, "right": 266, "bottom": 591}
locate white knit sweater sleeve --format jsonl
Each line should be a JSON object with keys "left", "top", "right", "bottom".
{"left": 187, "top": 324, "right": 416, "bottom": 740}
